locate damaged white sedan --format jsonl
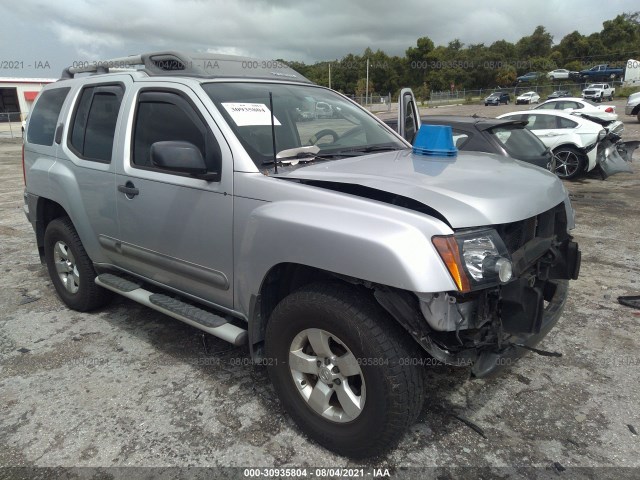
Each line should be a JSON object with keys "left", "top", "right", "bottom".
{"left": 498, "top": 110, "right": 634, "bottom": 180}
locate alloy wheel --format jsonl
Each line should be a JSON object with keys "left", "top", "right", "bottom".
{"left": 53, "top": 240, "right": 80, "bottom": 294}
{"left": 288, "top": 328, "right": 365, "bottom": 423}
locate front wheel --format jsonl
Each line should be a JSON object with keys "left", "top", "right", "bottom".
{"left": 265, "top": 283, "right": 425, "bottom": 458}
{"left": 44, "top": 217, "right": 113, "bottom": 311}
{"left": 553, "top": 147, "right": 587, "bottom": 180}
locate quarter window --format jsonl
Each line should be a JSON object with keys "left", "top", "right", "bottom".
{"left": 557, "top": 117, "right": 578, "bottom": 129}
{"left": 27, "top": 88, "right": 70, "bottom": 146}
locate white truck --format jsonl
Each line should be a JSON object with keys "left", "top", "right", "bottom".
{"left": 582, "top": 83, "right": 615, "bottom": 102}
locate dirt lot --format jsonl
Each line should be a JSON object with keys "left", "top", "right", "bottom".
{"left": 1, "top": 101, "right": 639, "bottom": 479}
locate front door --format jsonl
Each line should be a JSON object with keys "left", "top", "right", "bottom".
{"left": 112, "top": 83, "right": 234, "bottom": 308}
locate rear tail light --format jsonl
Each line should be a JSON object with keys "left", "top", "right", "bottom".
{"left": 22, "top": 143, "right": 26, "bottom": 186}
{"left": 605, "top": 107, "right": 614, "bottom": 113}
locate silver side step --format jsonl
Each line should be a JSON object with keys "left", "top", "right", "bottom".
{"left": 95, "top": 273, "right": 247, "bottom": 346}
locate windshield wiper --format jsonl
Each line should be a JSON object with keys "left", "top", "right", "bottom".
{"left": 330, "top": 145, "right": 402, "bottom": 156}
{"left": 262, "top": 146, "right": 351, "bottom": 166}
{"left": 276, "top": 145, "right": 320, "bottom": 160}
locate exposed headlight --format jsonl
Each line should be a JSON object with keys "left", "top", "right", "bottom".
{"left": 433, "top": 229, "right": 513, "bottom": 292}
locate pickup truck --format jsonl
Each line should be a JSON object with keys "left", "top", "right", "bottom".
{"left": 582, "top": 83, "right": 615, "bottom": 102}
{"left": 577, "top": 64, "right": 624, "bottom": 81}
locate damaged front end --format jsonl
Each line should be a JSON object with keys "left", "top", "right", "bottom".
{"left": 579, "top": 114, "right": 638, "bottom": 179}
{"left": 375, "top": 202, "right": 581, "bottom": 377}
{"left": 597, "top": 138, "right": 639, "bottom": 179}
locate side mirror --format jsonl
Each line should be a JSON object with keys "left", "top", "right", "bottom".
{"left": 150, "top": 141, "right": 208, "bottom": 175}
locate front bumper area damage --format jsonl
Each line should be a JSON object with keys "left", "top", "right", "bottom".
{"left": 375, "top": 203, "right": 581, "bottom": 378}
{"left": 597, "top": 140, "right": 638, "bottom": 179}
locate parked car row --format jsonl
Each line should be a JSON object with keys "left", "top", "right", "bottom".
{"left": 519, "top": 63, "right": 628, "bottom": 84}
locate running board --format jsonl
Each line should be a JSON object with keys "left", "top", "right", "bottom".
{"left": 95, "top": 273, "right": 247, "bottom": 346}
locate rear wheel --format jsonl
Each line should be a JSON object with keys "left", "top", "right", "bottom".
{"left": 265, "top": 283, "right": 425, "bottom": 458}
{"left": 44, "top": 217, "right": 113, "bottom": 311}
{"left": 553, "top": 147, "right": 586, "bottom": 180}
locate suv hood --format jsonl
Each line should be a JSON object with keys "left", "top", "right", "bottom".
{"left": 277, "top": 150, "right": 567, "bottom": 228}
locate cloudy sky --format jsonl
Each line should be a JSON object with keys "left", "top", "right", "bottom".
{"left": 1, "top": 0, "right": 638, "bottom": 78}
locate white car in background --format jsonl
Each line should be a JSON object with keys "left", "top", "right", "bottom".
{"left": 516, "top": 91, "right": 540, "bottom": 104}
{"left": 547, "top": 69, "right": 574, "bottom": 80}
{"left": 532, "top": 97, "right": 618, "bottom": 122}
{"left": 498, "top": 110, "right": 607, "bottom": 180}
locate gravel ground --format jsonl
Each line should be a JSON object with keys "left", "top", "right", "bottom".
{"left": 1, "top": 101, "right": 639, "bottom": 479}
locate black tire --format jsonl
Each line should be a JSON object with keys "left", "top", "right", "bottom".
{"left": 553, "top": 147, "right": 587, "bottom": 180}
{"left": 44, "top": 217, "right": 112, "bottom": 311}
{"left": 265, "top": 282, "right": 425, "bottom": 458}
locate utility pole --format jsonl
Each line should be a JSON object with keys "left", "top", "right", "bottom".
{"left": 328, "top": 63, "right": 331, "bottom": 89}
{"left": 365, "top": 58, "right": 369, "bottom": 106}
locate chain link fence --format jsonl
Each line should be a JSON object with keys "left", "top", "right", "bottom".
{"left": 0, "top": 112, "right": 25, "bottom": 139}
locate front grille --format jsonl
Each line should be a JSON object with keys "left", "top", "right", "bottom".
{"left": 495, "top": 202, "right": 568, "bottom": 254}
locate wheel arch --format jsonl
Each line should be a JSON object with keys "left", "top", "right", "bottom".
{"left": 248, "top": 263, "right": 364, "bottom": 358}
{"left": 33, "top": 197, "right": 70, "bottom": 262}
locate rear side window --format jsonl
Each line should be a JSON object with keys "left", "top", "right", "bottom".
{"left": 27, "top": 88, "right": 70, "bottom": 146}
{"left": 488, "top": 125, "right": 547, "bottom": 157}
{"left": 557, "top": 117, "right": 578, "bottom": 129}
{"left": 69, "top": 84, "right": 124, "bottom": 162}
{"left": 524, "top": 115, "right": 557, "bottom": 130}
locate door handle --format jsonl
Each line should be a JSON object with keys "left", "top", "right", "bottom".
{"left": 118, "top": 181, "right": 139, "bottom": 199}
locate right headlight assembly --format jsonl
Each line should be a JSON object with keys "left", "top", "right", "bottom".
{"left": 432, "top": 229, "right": 513, "bottom": 292}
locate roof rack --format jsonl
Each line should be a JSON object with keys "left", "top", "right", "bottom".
{"left": 60, "top": 51, "right": 312, "bottom": 83}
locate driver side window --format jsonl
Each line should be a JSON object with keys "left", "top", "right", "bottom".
{"left": 132, "top": 90, "right": 220, "bottom": 174}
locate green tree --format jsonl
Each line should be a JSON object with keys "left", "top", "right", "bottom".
{"left": 495, "top": 66, "right": 516, "bottom": 86}
{"left": 517, "top": 26, "right": 553, "bottom": 58}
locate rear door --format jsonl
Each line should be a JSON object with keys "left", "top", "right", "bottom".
{"left": 111, "top": 82, "right": 235, "bottom": 308}
{"left": 519, "top": 114, "right": 565, "bottom": 150}
{"left": 57, "top": 75, "right": 133, "bottom": 262}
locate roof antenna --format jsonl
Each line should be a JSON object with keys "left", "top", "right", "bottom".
{"left": 269, "top": 92, "right": 278, "bottom": 174}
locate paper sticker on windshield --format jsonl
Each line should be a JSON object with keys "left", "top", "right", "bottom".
{"left": 222, "top": 103, "right": 281, "bottom": 126}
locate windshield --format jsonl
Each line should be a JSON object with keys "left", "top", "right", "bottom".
{"left": 488, "top": 125, "right": 547, "bottom": 160}
{"left": 202, "top": 82, "right": 406, "bottom": 166}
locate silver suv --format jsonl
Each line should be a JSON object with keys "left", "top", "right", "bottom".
{"left": 22, "top": 51, "right": 581, "bottom": 458}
